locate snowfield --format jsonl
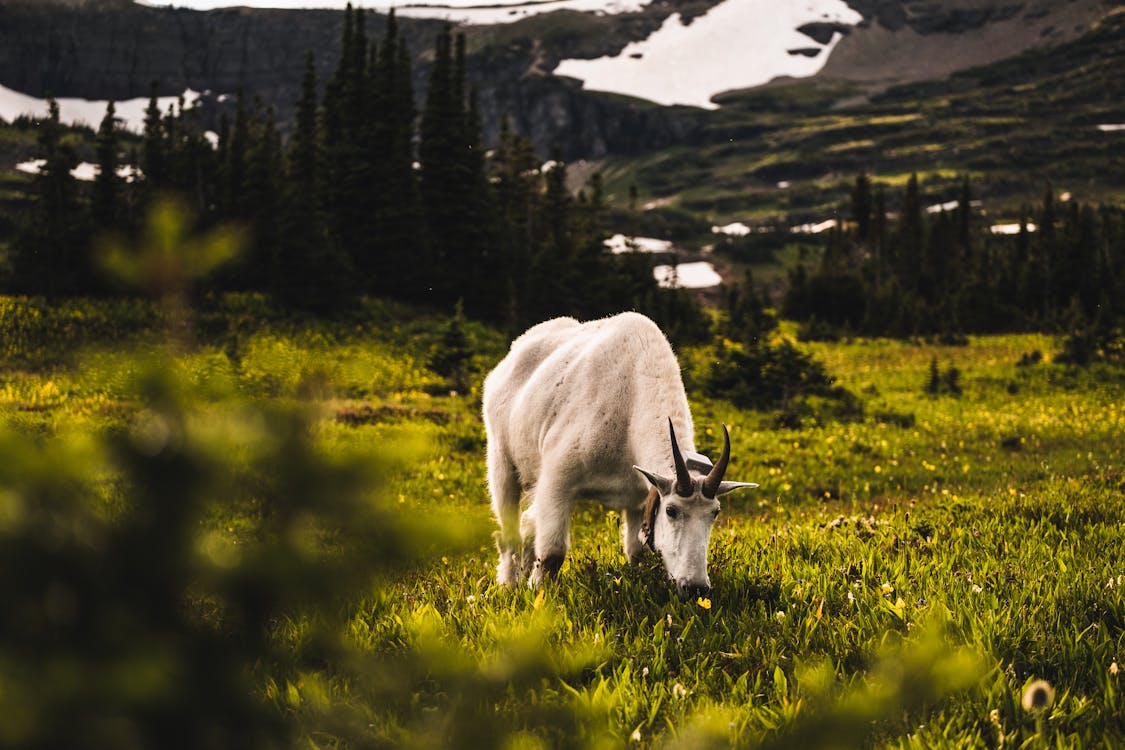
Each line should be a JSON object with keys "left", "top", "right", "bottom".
{"left": 604, "top": 234, "right": 674, "bottom": 254}
{"left": 0, "top": 84, "right": 203, "bottom": 133}
{"left": 554, "top": 0, "right": 863, "bottom": 108}
{"left": 140, "top": 0, "right": 651, "bottom": 24}
{"left": 653, "top": 261, "right": 722, "bottom": 289}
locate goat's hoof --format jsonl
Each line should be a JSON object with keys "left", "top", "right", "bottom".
{"left": 528, "top": 554, "right": 565, "bottom": 587}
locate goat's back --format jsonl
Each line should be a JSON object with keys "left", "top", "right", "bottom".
{"left": 483, "top": 313, "right": 691, "bottom": 487}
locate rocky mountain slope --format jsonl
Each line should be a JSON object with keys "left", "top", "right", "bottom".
{"left": 0, "top": 0, "right": 1119, "bottom": 160}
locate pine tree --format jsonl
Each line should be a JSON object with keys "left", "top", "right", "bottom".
{"left": 370, "top": 12, "right": 426, "bottom": 301}
{"left": 91, "top": 101, "right": 121, "bottom": 231}
{"left": 275, "top": 51, "right": 354, "bottom": 312}
{"left": 872, "top": 185, "right": 887, "bottom": 289}
{"left": 1037, "top": 183, "right": 1057, "bottom": 321}
{"left": 10, "top": 98, "right": 90, "bottom": 295}
{"left": 420, "top": 25, "right": 466, "bottom": 304}
{"left": 224, "top": 91, "right": 250, "bottom": 219}
{"left": 851, "top": 174, "right": 872, "bottom": 244}
{"left": 897, "top": 173, "right": 924, "bottom": 294}
{"left": 244, "top": 107, "right": 284, "bottom": 288}
{"left": 141, "top": 83, "right": 166, "bottom": 197}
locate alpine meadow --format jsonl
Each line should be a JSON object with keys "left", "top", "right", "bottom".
{"left": 1, "top": 1, "right": 1124, "bottom": 748}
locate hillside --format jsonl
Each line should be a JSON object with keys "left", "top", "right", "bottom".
{"left": 603, "top": 9, "right": 1125, "bottom": 227}
{"left": 0, "top": 0, "right": 1119, "bottom": 160}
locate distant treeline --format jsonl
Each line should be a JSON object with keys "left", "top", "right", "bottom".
{"left": 784, "top": 174, "right": 1125, "bottom": 350}
{"left": 4, "top": 4, "right": 707, "bottom": 340}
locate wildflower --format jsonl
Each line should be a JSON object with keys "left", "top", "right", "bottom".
{"left": 672, "top": 683, "right": 688, "bottom": 698}
{"left": 697, "top": 597, "right": 712, "bottom": 610}
{"left": 631, "top": 728, "right": 642, "bottom": 742}
{"left": 972, "top": 584, "right": 983, "bottom": 593}
{"left": 881, "top": 582, "right": 894, "bottom": 595}
{"left": 1021, "top": 679, "right": 1055, "bottom": 712}
{"left": 1111, "top": 662, "right": 1119, "bottom": 676}
{"left": 775, "top": 611, "right": 786, "bottom": 622}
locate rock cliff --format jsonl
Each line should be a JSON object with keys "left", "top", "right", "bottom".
{"left": 0, "top": 0, "right": 1115, "bottom": 159}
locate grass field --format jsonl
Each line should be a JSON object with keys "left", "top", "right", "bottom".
{"left": 1, "top": 294, "right": 1123, "bottom": 748}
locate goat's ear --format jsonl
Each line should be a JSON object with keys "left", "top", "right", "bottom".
{"left": 639, "top": 486, "right": 660, "bottom": 550}
{"left": 633, "top": 465, "right": 672, "bottom": 495}
{"left": 714, "top": 480, "right": 759, "bottom": 496}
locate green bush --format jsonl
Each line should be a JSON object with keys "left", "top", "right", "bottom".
{"left": 691, "top": 337, "right": 862, "bottom": 424}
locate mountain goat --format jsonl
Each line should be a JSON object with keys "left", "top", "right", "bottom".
{"left": 483, "top": 312, "right": 757, "bottom": 595}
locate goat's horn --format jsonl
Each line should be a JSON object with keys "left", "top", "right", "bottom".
{"left": 668, "top": 418, "right": 693, "bottom": 497}
{"left": 702, "top": 424, "right": 731, "bottom": 499}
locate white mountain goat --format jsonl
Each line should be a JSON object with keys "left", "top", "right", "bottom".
{"left": 483, "top": 312, "right": 757, "bottom": 594}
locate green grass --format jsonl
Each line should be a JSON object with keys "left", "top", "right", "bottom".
{"left": 2, "top": 296, "right": 1124, "bottom": 747}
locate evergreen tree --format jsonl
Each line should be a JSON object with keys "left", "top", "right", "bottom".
{"left": 224, "top": 91, "right": 250, "bottom": 219}
{"left": 372, "top": 13, "right": 426, "bottom": 301}
{"left": 141, "top": 83, "right": 166, "bottom": 196}
{"left": 10, "top": 98, "right": 90, "bottom": 295}
{"left": 872, "top": 185, "right": 887, "bottom": 289}
{"left": 419, "top": 24, "right": 458, "bottom": 285}
{"left": 897, "top": 173, "right": 924, "bottom": 294}
{"left": 1037, "top": 183, "right": 1057, "bottom": 321}
{"left": 850, "top": 174, "right": 872, "bottom": 244}
{"left": 92, "top": 101, "right": 121, "bottom": 232}
{"left": 275, "top": 52, "right": 353, "bottom": 312}
{"left": 244, "top": 107, "right": 284, "bottom": 288}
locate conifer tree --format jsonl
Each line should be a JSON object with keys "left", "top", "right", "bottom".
{"left": 92, "top": 101, "right": 121, "bottom": 231}
{"left": 851, "top": 174, "right": 872, "bottom": 244}
{"left": 142, "top": 84, "right": 166, "bottom": 196}
{"left": 370, "top": 12, "right": 426, "bottom": 301}
{"left": 244, "top": 107, "right": 283, "bottom": 287}
{"left": 872, "top": 185, "right": 887, "bottom": 289}
{"left": 10, "top": 98, "right": 89, "bottom": 295}
{"left": 1037, "top": 183, "right": 1057, "bottom": 321}
{"left": 420, "top": 25, "right": 466, "bottom": 303}
{"left": 897, "top": 173, "right": 924, "bottom": 294}
{"left": 224, "top": 91, "right": 250, "bottom": 219}
{"left": 276, "top": 52, "right": 353, "bottom": 312}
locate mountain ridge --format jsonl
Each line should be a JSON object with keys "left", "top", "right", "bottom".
{"left": 0, "top": 0, "right": 1118, "bottom": 160}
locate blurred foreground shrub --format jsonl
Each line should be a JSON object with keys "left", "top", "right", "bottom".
{"left": 0, "top": 200, "right": 485, "bottom": 748}
{"left": 0, "top": 348, "right": 488, "bottom": 748}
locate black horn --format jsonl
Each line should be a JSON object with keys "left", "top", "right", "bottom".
{"left": 702, "top": 424, "right": 731, "bottom": 499}
{"left": 668, "top": 418, "right": 693, "bottom": 497}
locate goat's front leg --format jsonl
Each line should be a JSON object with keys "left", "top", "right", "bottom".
{"left": 527, "top": 475, "right": 572, "bottom": 587}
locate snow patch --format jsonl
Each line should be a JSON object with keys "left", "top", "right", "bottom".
{"left": 0, "top": 84, "right": 204, "bottom": 134}
{"left": 1096, "top": 124, "right": 1125, "bottom": 132}
{"left": 554, "top": 0, "right": 863, "bottom": 109}
{"left": 925, "top": 199, "right": 982, "bottom": 214}
{"left": 989, "top": 223, "right": 1037, "bottom": 235}
{"left": 141, "top": 0, "right": 650, "bottom": 25}
{"left": 653, "top": 261, "right": 722, "bottom": 289}
{"left": 711, "top": 222, "right": 751, "bottom": 237}
{"left": 791, "top": 218, "right": 837, "bottom": 234}
{"left": 605, "top": 233, "right": 673, "bottom": 254}
{"left": 15, "top": 159, "right": 139, "bottom": 182}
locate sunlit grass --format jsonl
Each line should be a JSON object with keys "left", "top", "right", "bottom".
{"left": 2, "top": 296, "right": 1123, "bottom": 747}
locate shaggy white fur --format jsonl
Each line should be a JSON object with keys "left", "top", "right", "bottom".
{"left": 483, "top": 312, "right": 754, "bottom": 591}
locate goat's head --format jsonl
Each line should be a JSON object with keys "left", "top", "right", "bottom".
{"left": 634, "top": 419, "right": 757, "bottom": 597}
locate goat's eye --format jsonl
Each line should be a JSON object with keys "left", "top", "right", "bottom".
{"left": 711, "top": 508, "right": 720, "bottom": 520}
{"left": 665, "top": 505, "right": 681, "bottom": 520}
